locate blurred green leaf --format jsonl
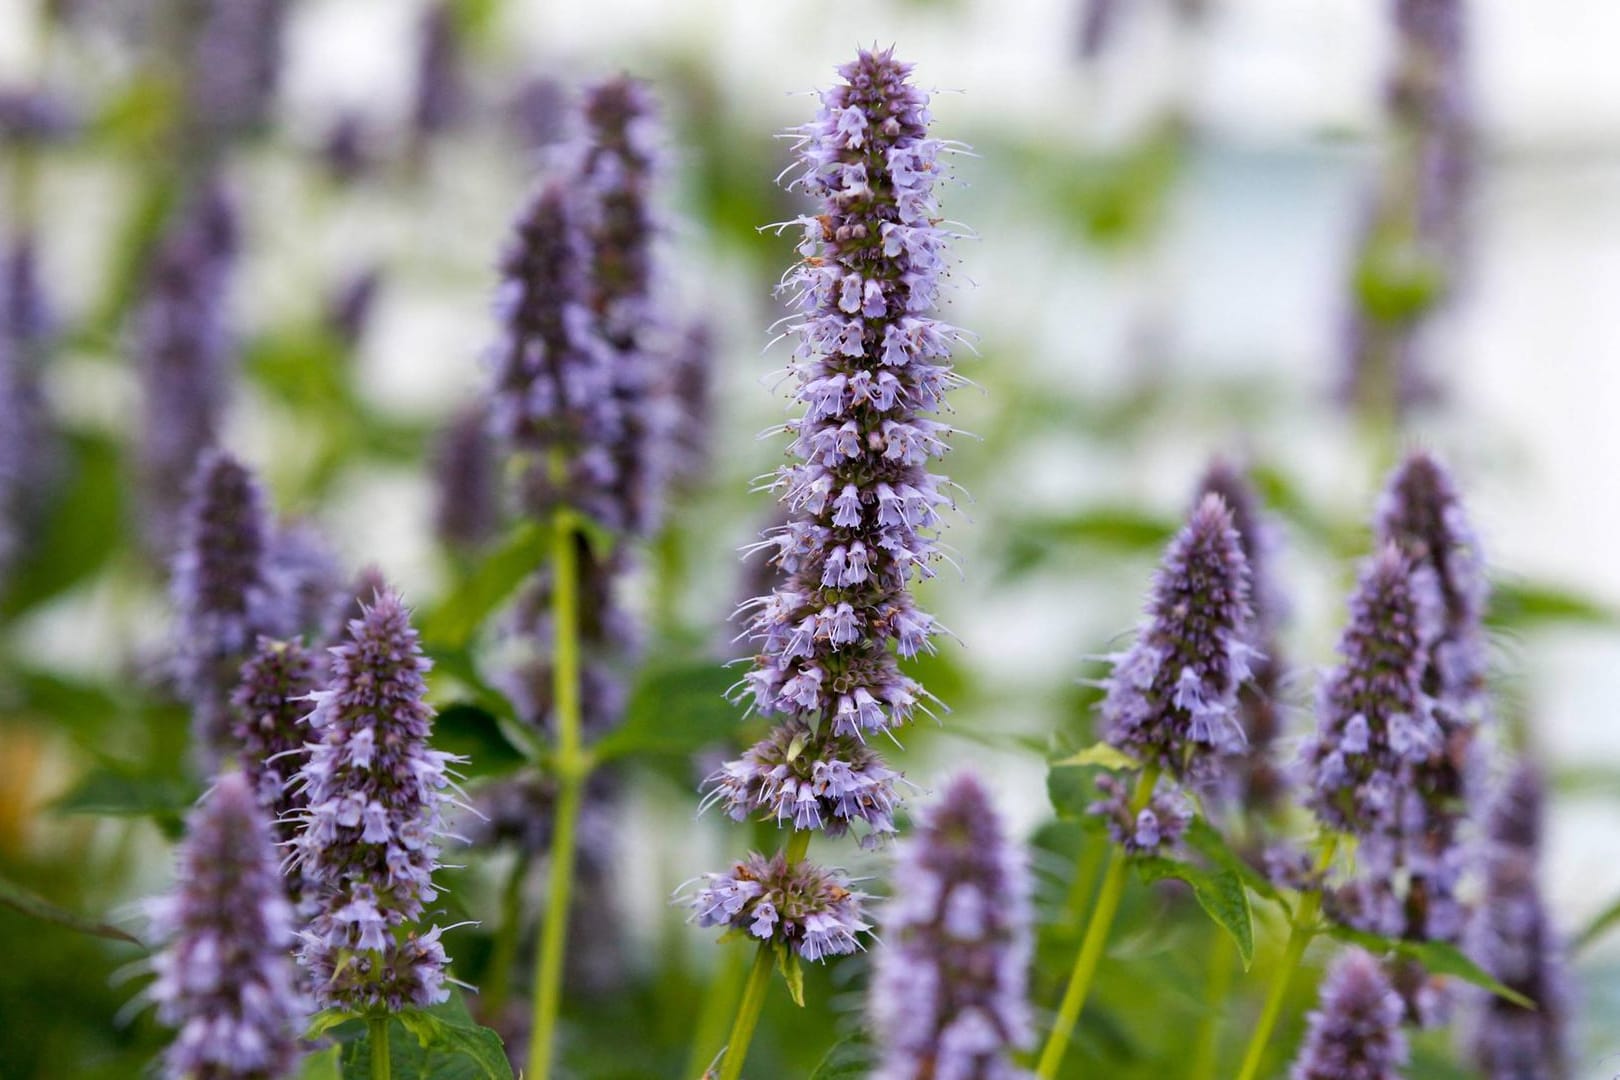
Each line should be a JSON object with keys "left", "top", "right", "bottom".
{"left": 1052, "top": 742, "right": 1138, "bottom": 771}
{"left": 1182, "top": 817, "right": 1287, "bottom": 910}
{"left": 2, "top": 433, "right": 126, "bottom": 618}
{"left": 245, "top": 326, "right": 352, "bottom": 414}
{"left": 295, "top": 1046, "right": 343, "bottom": 1080}
{"left": 50, "top": 762, "right": 197, "bottom": 826}
{"left": 807, "top": 1035, "right": 872, "bottom": 1080}
{"left": 423, "top": 521, "right": 548, "bottom": 650}
{"left": 434, "top": 703, "right": 528, "bottom": 778}
{"left": 1353, "top": 230, "right": 1444, "bottom": 324}
{"left": 1488, "top": 579, "right": 1620, "bottom": 630}
{"left": 592, "top": 659, "right": 739, "bottom": 762}
{"left": 1134, "top": 857, "right": 1254, "bottom": 969}
{"left": 1000, "top": 506, "right": 1177, "bottom": 579}
{"left": 1046, "top": 756, "right": 1095, "bottom": 819}
{"left": 1573, "top": 894, "right": 1620, "bottom": 954}
{"left": 1247, "top": 463, "right": 1365, "bottom": 558}
{"left": 304, "top": 1010, "right": 360, "bottom": 1041}
{"left": 337, "top": 994, "right": 514, "bottom": 1079}
{"left": 1325, "top": 926, "right": 1533, "bottom": 1008}
{"left": 0, "top": 872, "right": 145, "bottom": 951}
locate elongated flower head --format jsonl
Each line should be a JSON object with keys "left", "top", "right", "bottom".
{"left": 1304, "top": 545, "right": 1438, "bottom": 835}
{"left": 268, "top": 521, "right": 348, "bottom": 645}
{"left": 1290, "top": 948, "right": 1408, "bottom": 1080}
{"left": 148, "top": 771, "right": 303, "bottom": 1080}
{"left": 232, "top": 637, "right": 319, "bottom": 906}
{"left": 173, "top": 451, "right": 292, "bottom": 767}
{"left": 489, "top": 179, "right": 622, "bottom": 524}
{"left": 184, "top": 0, "right": 286, "bottom": 141}
{"left": 295, "top": 587, "right": 459, "bottom": 1012}
{"left": 739, "top": 47, "right": 965, "bottom": 736}
{"left": 432, "top": 401, "right": 500, "bottom": 552}
{"left": 689, "top": 851, "right": 869, "bottom": 962}
{"left": 411, "top": 3, "right": 464, "bottom": 140}
{"left": 1466, "top": 764, "right": 1572, "bottom": 1079}
{"left": 871, "top": 774, "right": 1032, "bottom": 1080}
{"left": 1101, "top": 494, "right": 1254, "bottom": 781}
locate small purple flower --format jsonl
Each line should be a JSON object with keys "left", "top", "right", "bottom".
{"left": 1464, "top": 764, "right": 1573, "bottom": 1079}
{"left": 294, "top": 587, "right": 461, "bottom": 1012}
{"left": 432, "top": 402, "right": 500, "bottom": 553}
{"left": 1087, "top": 772, "right": 1192, "bottom": 856}
{"left": 1302, "top": 545, "right": 1438, "bottom": 836}
{"left": 688, "top": 852, "right": 870, "bottom": 962}
{"left": 232, "top": 637, "right": 319, "bottom": 907}
{"left": 1101, "top": 494, "right": 1255, "bottom": 781}
{"left": 0, "top": 85, "right": 77, "bottom": 144}
{"left": 870, "top": 774, "right": 1032, "bottom": 1080}
{"left": 1289, "top": 948, "right": 1408, "bottom": 1080}
{"left": 702, "top": 721, "right": 902, "bottom": 846}
{"left": 147, "top": 772, "right": 303, "bottom": 1080}
{"left": 410, "top": 3, "right": 465, "bottom": 143}
{"left": 172, "top": 451, "right": 293, "bottom": 768}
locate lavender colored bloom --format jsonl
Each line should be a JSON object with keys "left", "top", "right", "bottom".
{"left": 1101, "top": 494, "right": 1255, "bottom": 781}
{"left": 183, "top": 0, "right": 286, "bottom": 141}
{"left": 0, "top": 331, "right": 24, "bottom": 581}
{"left": 667, "top": 321, "right": 715, "bottom": 494}
{"left": 1465, "top": 764, "right": 1573, "bottom": 1079}
{"left": 1087, "top": 772, "right": 1192, "bottom": 856}
{"left": 172, "top": 451, "right": 293, "bottom": 768}
{"left": 702, "top": 721, "right": 902, "bottom": 846}
{"left": 432, "top": 402, "right": 500, "bottom": 552}
{"left": 689, "top": 852, "right": 870, "bottom": 962}
{"left": 232, "top": 637, "right": 319, "bottom": 907}
{"left": 1195, "top": 459, "right": 1289, "bottom": 813}
{"left": 488, "top": 179, "right": 622, "bottom": 526}
{"left": 0, "top": 85, "right": 77, "bottom": 144}
{"left": 147, "top": 772, "right": 303, "bottom": 1080}
{"left": 269, "top": 521, "right": 348, "bottom": 645}
{"left": 1290, "top": 948, "right": 1409, "bottom": 1080}
{"left": 410, "top": 3, "right": 465, "bottom": 142}
{"left": 871, "top": 774, "right": 1032, "bottom": 1080}
{"left": 507, "top": 75, "right": 566, "bottom": 153}
{"left": 294, "top": 587, "right": 460, "bottom": 1012}
{"left": 136, "top": 177, "right": 239, "bottom": 549}
{"left": 1302, "top": 545, "right": 1439, "bottom": 836}
{"left": 738, "top": 47, "right": 967, "bottom": 736}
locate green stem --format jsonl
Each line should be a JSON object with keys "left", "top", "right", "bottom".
{"left": 1059, "top": 831, "right": 1107, "bottom": 930}
{"left": 685, "top": 941, "right": 747, "bottom": 1080}
{"left": 483, "top": 850, "right": 531, "bottom": 1019}
{"left": 526, "top": 509, "right": 589, "bottom": 1080}
{"left": 718, "top": 944, "right": 775, "bottom": 1080}
{"left": 1233, "top": 835, "right": 1341, "bottom": 1080}
{"left": 1188, "top": 932, "right": 1238, "bottom": 1080}
{"left": 1036, "top": 765, "right": 1160, "bottom": 1079}
{"left": 369, "top": 1016, "right": 391, "bottom": 1080}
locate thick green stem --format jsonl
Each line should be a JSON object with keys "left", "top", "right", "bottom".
{"left": 369, "top": 1016, "right": 391, "bottom": 1080}
{"left": 482, "top": 850, "right": 531, "bottom": 1019}
{"left": 1233, "top": 835, "right": 1341, "bottom": 1080}
{"left": 718, "top": 944, "right": 775, "bottom": 1080}
{"left": 1059, "top": 832, "right": 1107, "bottom": 930}
{"left": 526, "top": 509, "right": 589, "bottom": 1080}
{"left": 1188, "top": 932, "right": 1238, "bottom": 1080}
{"left": 1036, "top": 766, "right": 1160, "bottom": 1078}
{"left": 685, "top": 940, "right": 747, "bottom": 1080}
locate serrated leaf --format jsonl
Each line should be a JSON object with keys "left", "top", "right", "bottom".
{"left": 591, "top": 659, "right": 739, "bottom": 762}
{"left": 807, "top": 1034, "right": 872, "bottom": 1079}
{"left": 1183, "top": 817, "right": 1287, "bottom": 911}
{"left": 1050, "top": 742, "right": 1138, "bottom": 771}
{"left": 1573, "top": 893, "right": 1620, "bottom": 954}
{"left": 303, "top": 1009, "right": 360, "bottom": 1041}
{"left": 774, "top": 942, "right": 806, "bottom": 1008}
{"left": 1325, "top": 926, "right": 1534, "bottom": 1009}
{"left": 1134, "top": 857, "right": 1254, "bottom": 969}
{"left": 422, "top": 521, "right": 549, "bottom": 650}
{"left": 0, "top": 872, "right": 145, "bottom": 950}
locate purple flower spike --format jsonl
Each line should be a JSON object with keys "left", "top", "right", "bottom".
{"left": 172, "top": 451, "right": 292, "bottom": 768}
{"left": 411, "top": 3, "right": 465, "bottom": 142}
{"left": 1303, "top": 545, "right": 1438, "bottom": 836}
{"left": 433, "top": 402, "right": 500, "bottom": 552}
{"left": 147, "top": 772, "right": 303, "bottom": 1080}
{"left": 688, "top": 852, "right": 870, "bottom": 962}
{"left": 1101, "top": 494, "right": 1255, "bottom": 782}
{"left": 232, "top": 637, "right": 319, "bottom": 907}
{"left": 702, "top": 721, "right": 902, "bottom": 846}
{"left": 1087, "top": 773, "right": 1192, "bottom": 856}
{"left": 294, "top": 586, "right": 461, "bottom": 1012}
{"left": 1289, "top": 948, "right": 1408, "bottom": 1080}
{"left": 870, "top": 774, "right": 1032, "bottom": 1080}
{"left": 739, "top": 47, "right": 966, "bottom": 736}
{"left": 184, "top": 0, "right": 286, "bottom": 141}
{"left": 1465, "top": 764, "right": 1573, "bottom": 1079}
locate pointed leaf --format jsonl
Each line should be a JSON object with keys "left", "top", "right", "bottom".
{"left": 774, "top": 942, "right": 806, "bottom": 1008}
{"left": 1325, "top": 925, "right": 1534, "bottom": 1009}
{"left": 1134, "top": 857, "right": 1254, "bottom": 969}
{"left": 1573, "top": 893, "right": 1620, "bottom": 954}
{"left": 591, "top": 660, "right": 740, "bottom": 761}
{"left": 807, "top": 1035, "right": 872, "bottom": 1079}
{"left": 0, "top": 872, "right": 145, "bottom": 950}
{"left": 302, "top": 1009, "right": 360, "bottom": 1041}
{"left": 1050, "top": 742, "right": 1138, "bottom": 772}
{"left": 1183, "top": 817, "right": 1288, "bottom": 910}
{"left": 422, "top": 520, "right": 549, "bottom": 650}
{"left": 294, "top": 1046, "right": 343, "bottom": 1080}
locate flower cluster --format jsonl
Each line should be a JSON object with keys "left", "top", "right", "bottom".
{"left": 689, "top": 852, "right": 870, "bottom": 962}
{"left": 147, "top": 772, "right": 303, "bottom": 1080}
{"left": 172, "top": 451, "right": 293, "bottom": 768}
{"left": 1289, "top": 948, "right": 1409, "bottom": 1080}
{"left": 1465, "top": 764, "right": 1572, "bottom": 1079}
{"left": 232, "top": 637, "right": 319, "bottom": 906}
{"left": 268, "top": 521, "right": 348, "bottom": 647}
{"left": 294, "top": 587, "right": 460, "bottom": 1012}
{"left": 1099, "top": 494, "right": 1255, "bottom": 782}
{"left": 137, "top": 177, "right": 239, "bottom": 549}
{"left": 870, "top": 774, "right": 1032, "bottom": 1080}
{"left": 184, "top": 0, "right": 286, "bottom": 142}
{"left": 1087, "top": 773, "right": 1192, "bottom": 856}
{"left": 433, "top": 402, "right": 500, "bottom": 553}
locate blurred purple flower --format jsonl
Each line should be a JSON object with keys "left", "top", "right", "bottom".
{"left": 184, "top": 0, "right": 286, "bottom": 141}
{"left": 689, "top": 851, "right": 870, "bottom": 962}
{"left": 870, "top": 774, "right": 1032, "bottom": 1080}
{"left": 411, "top": 3, "right": 465, "bottom": 143}
{"left": 1088, "top": 772, "right": 1192, "bottom": 856}
{"left": 507, "top": 75, "right": 566, "bottom": 153}
{"left": 268, "top": 521, "right": 348, "bottom": 646}
{"left": 0, "top": 85, "right": 77, "bottom": 144}
{"left": 147, "top": 772, "right": 303, "bottom": 1080}
{"left": 325, "top": 265, "right": 383, "bottom": 351}
{"left": 232, "top": 636, "right": 319, "bottom": 908}
{"left": 667, "top": 320, "right": 714, "bottom": 494}
{"left": 432, "top": 401, "right": 500, "bottom": 552}
{"left": 1289, "top": 948, "right": 1408, "bottom": 1080}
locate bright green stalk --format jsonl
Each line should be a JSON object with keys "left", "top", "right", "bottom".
{"left": 685, "top": 939, "right": 746, "bottom": 1080}
{"left": 1036, "top": 765, "right": 1161, "bottom": 1078}
{"left": 1188, "top": 932, "right": 1238, "bottom": 1080}
{"left": 1233, "top": 834, "right": 1341, "bottom": 1080}
{"left": 527, "top": 507, "right": 591, "bottom": 1080}
{"left": 369, "top": 1016, "right": 391, "bottom": 1080}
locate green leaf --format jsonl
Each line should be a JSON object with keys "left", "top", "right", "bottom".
{"left": 2, "top": 433, "right": 126, "bottom": 618}
{"left": 50, "top": 763, "right": 197, "bottom": 823}
{"left": 423, "top": 521, "right": 549, "bottom": 651}
{"left": 1488, "top": 579, "right": 1620, "bottom": 630}
{"left": 773, "top": 942, "right": 806, "bottom": 1008}
{"left": 997, "top": 505, "right": 1177, "bottom": 578}
{"left": 1182, "top": 817, "right": 1287, "bottom": 910}
{"left": 1050, "top": 742, "right": 1138, "bottom": 771}
{"left": 303, "top": 1009, "right": 361, "bottom": 1041}
{"left": 1572, "top": 894, "right": 1620, "bottom": 954}
{"left": 433, "top": 703, "right": 528, "bottom": 778}
{"left": 807, "top": 1035, "right": 872, "bottom": 1079}
{"left": 1325, "top": 926, "right": 1534, "bottom": 1009}
{"left": 591, "top": 659, "right": 739, "bottom": 762}
{"left": 294, "top": 1046, "right": 343, "bottom": 1080}
{"left": 1134, "top": 857, "right": 1254, "bottom": 969}
{"left": 339, "top": 997, "right": 515, "bottom": 1079}
{"left": 0, "top": 872, "right": 145, "bottom": 950}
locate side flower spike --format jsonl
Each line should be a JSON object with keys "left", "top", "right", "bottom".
{"left": 1289, "top": 948, "right": 1408, "bottom": 1080}
{"left": 232, "top": 636, "right": 320, "bottom": 907}
{"left": 688, "top": 852, "right": 869, "bottom": 962}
